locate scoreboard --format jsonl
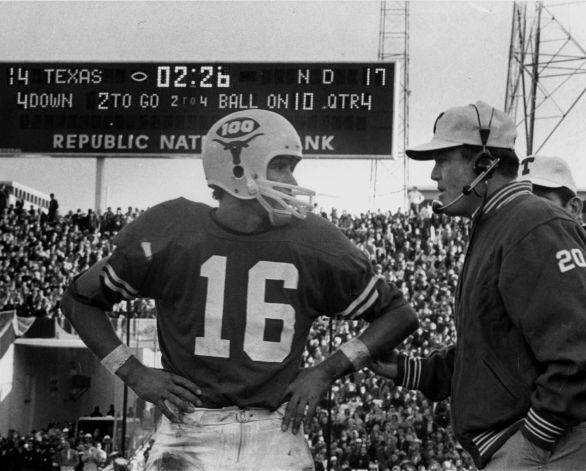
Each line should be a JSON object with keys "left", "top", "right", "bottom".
{"left": 0, "top": 62, "right": 395, "bottom": 158}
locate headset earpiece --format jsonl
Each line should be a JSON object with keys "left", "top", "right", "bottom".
{"left": 473, "top": 151, "right": 496, "bottom": 175}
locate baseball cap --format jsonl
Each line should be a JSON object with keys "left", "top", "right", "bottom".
{"left": 520, "top": 155, "right": 577, "bottom": 194}
{"left": 406, "top": 100, "right": 517, "bottom": 160}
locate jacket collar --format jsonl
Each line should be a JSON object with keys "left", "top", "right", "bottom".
{"left": 482, "top": 180, "right": 532, "bottom": 216}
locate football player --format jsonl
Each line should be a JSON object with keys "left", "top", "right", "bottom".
{"left": 61, "top": 109, "right": 418, "bottom": 471}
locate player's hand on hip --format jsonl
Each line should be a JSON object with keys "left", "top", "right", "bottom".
{"left": 369, "top": 349, "right": 399, "bottom": 380}
{"left": 125, "top": 363, "right": 203, "bottom": 422}
{"left": 281, "top": 366, "right": 331, "bottom": 435}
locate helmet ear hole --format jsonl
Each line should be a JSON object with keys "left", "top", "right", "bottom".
{"left": 233, "top": 165, "right": 244, "bottom": 178}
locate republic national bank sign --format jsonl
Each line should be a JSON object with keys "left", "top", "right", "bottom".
{"left": 0, "top": 62, "right": 396, "bottom": 159}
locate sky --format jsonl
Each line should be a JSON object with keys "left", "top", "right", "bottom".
{"left": 0, "top": 0, "right": 585, "bottom": 214}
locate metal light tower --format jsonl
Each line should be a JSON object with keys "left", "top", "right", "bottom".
{"left": 505, "top": 1, "right": 586, "bottom": 156}
{"left": 375, "top": 0, "right": 410, "bottom": 209}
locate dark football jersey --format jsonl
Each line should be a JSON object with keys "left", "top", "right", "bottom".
{"left": 101, "top": 198, "right": 406, "bottom": 409}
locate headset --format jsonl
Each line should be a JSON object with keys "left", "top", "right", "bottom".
{"left": 432, "top": 104, "right": 501, "bottom": 214}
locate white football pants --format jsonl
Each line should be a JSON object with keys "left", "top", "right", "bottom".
{"left": 145, "top": 404, "right": 315, "bottom": 471}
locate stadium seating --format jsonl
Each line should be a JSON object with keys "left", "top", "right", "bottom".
{"left": 0, "top": 203, "right": 474, "bottom": 470}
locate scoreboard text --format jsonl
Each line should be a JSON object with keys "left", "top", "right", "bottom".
{"left": 0, "top": 62, "right": 395, "bottom": 158}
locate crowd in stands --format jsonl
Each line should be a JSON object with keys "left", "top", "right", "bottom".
{"left": 0, "top": 419, "right": 121, "bottom": 471}
{"left": 0, "top": 203, "right": 146, "bottom": 319}
{"left": 1, "top": 198, "right": 473, "bottom": 470}
{"left": 304, "top": 206, "right": 472, "bottom": 471}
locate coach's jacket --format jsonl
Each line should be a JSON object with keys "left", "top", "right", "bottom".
{"left": 396, "top": 181, "right": 586, "bottom": 469}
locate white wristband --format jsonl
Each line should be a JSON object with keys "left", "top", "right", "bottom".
{"left": 339, "top": 337, "right": 371, "bottom": 371}
{"left": 101, "top": 344, "right": 133, "bottom": 375}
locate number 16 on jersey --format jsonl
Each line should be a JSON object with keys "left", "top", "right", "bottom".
{"left": 195, "top": 255, "right": 298, "bottom": 363}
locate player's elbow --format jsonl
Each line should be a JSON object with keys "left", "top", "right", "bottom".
{"left": 60, "top": 288, "right": 76, "bottom": 322}
{"left": 398, "top": 304, "right": 419, "bottom": 335}
{"left": 60, "top": 283, "right": 97, "bottom": 324}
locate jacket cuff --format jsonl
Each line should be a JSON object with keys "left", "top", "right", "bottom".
{"left": 521, "top": 407, "right": 566, "bottom": 450}
{"left": 397, "top": 355, "right": 422, "bottom": 390}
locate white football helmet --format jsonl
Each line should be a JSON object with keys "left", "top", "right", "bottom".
{"left": 202, "top": 109, "right": 315, "bottom": 226}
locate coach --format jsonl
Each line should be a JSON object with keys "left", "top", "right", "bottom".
{"left": 372, "top": 101, "right": 586, "bottom": 469}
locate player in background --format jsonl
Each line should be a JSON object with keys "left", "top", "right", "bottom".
{"left": 371, "top": 101, "right": 586, "bottom": 470}
{"left": 519, "top": 155, "right": 585, "bottom": 228}
{"left": 60, "top": 109, "right": 418, "bottom": 471}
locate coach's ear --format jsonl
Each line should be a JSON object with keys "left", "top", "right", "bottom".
{"left": 565, "top": 196, "right": 583, "bottom": 221}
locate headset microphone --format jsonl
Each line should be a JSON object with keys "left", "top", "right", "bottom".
{"left": 431, "top": 157, "right": 500, "bottom": 214}
{"left": 432, "top": 194, "right": 464, "bottom": 214}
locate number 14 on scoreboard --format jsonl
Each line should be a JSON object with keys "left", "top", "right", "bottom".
{"left": 7, "top": 67, "right": 30, "bottom": 86}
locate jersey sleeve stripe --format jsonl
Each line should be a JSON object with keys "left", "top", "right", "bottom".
{"left": 105, "top": 264, "right": 139, "bottom": 295}
{"left": 336, "top": 275, "right": 379, "bottom": 318}
{"left": 349, "top": 290, "right": 379, "bottom": 319}
{"left": 103, "top": 273, "right": 134, "bottom": 300}
{"left": 103, "top": 264, "right": 139, "bottom": 299}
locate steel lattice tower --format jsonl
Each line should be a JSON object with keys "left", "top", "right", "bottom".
{"left": 372, "top": 0, "right": 410, "bottom": 209}
{"left": 505, "top": 1, "right": 586, "bottom": 156}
